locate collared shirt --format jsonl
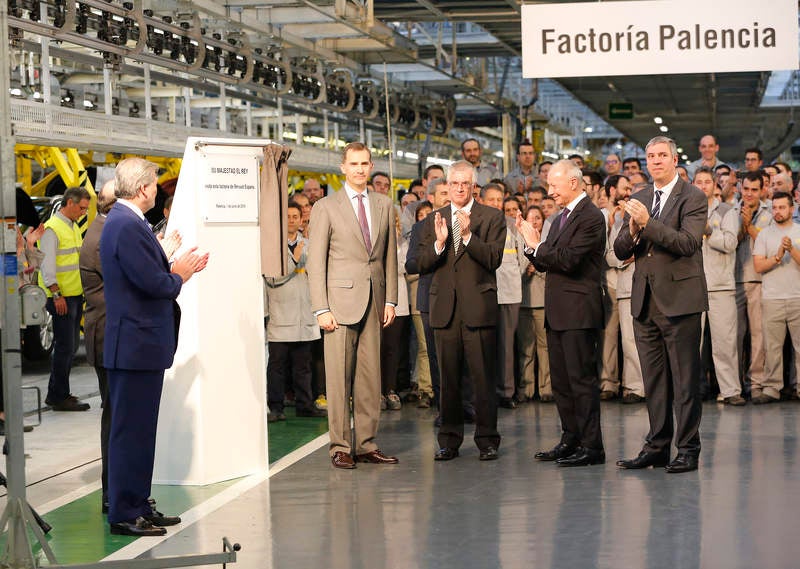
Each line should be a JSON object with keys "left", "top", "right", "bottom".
{"left": 687, "top": 157, "right": 728, "bottom": 179}
{"left": 504, "top": 166, "right": 536, "bottom": 194}
{"left": 652, "top": 173, "right": 679, "bottom": 217}
{"left": 344, "top": 183, "right": 372, "bottom": 237}
{"left": 118, "top": 198, "right": 146, "bottom": 221}
{"left": 525, "top": 192, "right": 587, "bottom": 256}
{"left": 434, "top": 199, "right": 474, "bottom": 255}
{"left": 40, "top": 211, "right": 74, "bottom": 287}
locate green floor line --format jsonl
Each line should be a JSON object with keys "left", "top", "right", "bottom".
{"left": 4, "top": 412, "right": 329, "bottom": 565}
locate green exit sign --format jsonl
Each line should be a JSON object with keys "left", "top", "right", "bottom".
{"left": 609, "top": 102, "right": 634, "bottom": 120}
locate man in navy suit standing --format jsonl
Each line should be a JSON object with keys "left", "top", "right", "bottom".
{"left": 101, "top": 157, "right": 208, "bottom": 536}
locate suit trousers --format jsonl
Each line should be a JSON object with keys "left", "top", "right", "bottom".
{"left": 420, "top": 311, "right": 441, "bottom": 404}
{"left": 547, "top": 327, "right": 603, "bottom": 450}
{"left": 600, "top": 286, "right": 620, "bottom": 394}
{"left": 94, "top": 365, "right": 111, "bottom": 500}
{"left": 381, "top": 315, "right": 410, "bottom": 395}
{"left": 516, "top": 308, "right": 550, "bottom": 399}
{"left": 107, "top": 368, "right": 164, "bottom": 524}
{"left": 617, "top": 298, "right": 644, "bottom": 396}
{"left": 434, "top": 296, "right": 500, "bottom": 451}
{"left": 324, "top": 291, "right": 381, "bottom": 456}
{"left": 410, "top": 314, "right": 433, "bottom": 397}
{"left": 702, "top": 290, "right": 741, "bottom": 398}
{"left": 736, "top": 282, "right": 765, "bottom": 390}
{"left": 762, "top": 298, "right": 800, "bottom": 396}
{"left": 267, "top": 341, "right": 314, "bottom": 413}
{"left": 634, "top": 288, "right": 702, "bottom": 456}
{"left": 496, "top": 303, "right": 520, "bottom": 399}
{"left": 45, "top": 296, "right": 83, "bottom": 404}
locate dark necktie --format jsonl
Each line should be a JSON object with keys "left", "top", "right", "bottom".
{"left": 651, "top": 190, "right": 663, "bottom": 220}
{"left": 559, "top": 208, "right": 570, "bottom": 231}
{"left": 356, "top": 194, "right": 372, "bottom": 253}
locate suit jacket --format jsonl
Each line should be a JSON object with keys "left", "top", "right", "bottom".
{"left": 404, "top": 218, "right": 433, "bottom": 313}
{"left": 613, "top": 177, "right": 708, "bottom": 318}
{"left": 526, "top": 195, "right": 605, "bottom": 331}
{"left": 415, "top": 203, "right": 506, "bottom": 329}
{"left": 100, "top": 202, "right": 183, "bottom": 371}
{"left": 307, "top": 189, "right": 397, "bottom": 325}
{"left": 79, "top": 214, "right": 106, "bottom": 367}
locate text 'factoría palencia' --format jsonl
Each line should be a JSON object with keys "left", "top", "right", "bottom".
{"left": 541, "top": 22, "right": 777, "bottom": 54}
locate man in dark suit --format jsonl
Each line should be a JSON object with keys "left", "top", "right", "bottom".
{"left": 516, "top": 159, "right": 606, "bottom": 467}
{"left": 415, "top": 160, "right": 506, "bottom": 461}
{"left": 614, "top": 136, "right": 708, "bottom": 474}
{"left": 101, "top": 157, "right": 208, "bottom": 536}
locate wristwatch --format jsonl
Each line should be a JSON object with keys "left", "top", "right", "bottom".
{"left": 52, "top": 290, "right": 62, "bottom": 299}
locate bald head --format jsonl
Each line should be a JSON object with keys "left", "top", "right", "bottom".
{"left": 98, "top": 179, "right": 117, "bottom": 215}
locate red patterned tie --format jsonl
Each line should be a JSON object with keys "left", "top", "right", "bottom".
{"left": 356, "top": 193, "right": 372, "bottom": 253}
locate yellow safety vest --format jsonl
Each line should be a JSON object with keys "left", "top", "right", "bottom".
{"left": 38, "top": 216, "right": 83, "bottom": 297}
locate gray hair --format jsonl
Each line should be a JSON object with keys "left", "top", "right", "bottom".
{"left": 550, "top": 159, "right": 584, "bottom": 187}
{"left": 427, "top": 177, "right": 446, "bottom": 197}
{"left": 115, "top": 157, "right": 159, "bottom": 199}
{"left": 645, "top": 136, "right": 678, "bottom": 157}
{"left": 447, "top": 160, "right": 478, "bottom": 185}
{"left": 62, "top": 186, "right": 91, "bottom": 206}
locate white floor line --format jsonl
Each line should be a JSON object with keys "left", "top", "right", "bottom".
{"left": 101, "top": 432, "right": 330, "bottom": 562}
{"left": 38, "top": 480, "right": 102, "bottom": 515}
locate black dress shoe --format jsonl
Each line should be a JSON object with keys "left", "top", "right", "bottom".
{"left": 144, "top": 510, "right": 181, "bottom": 526}
{"left": 102, "top": 500, "right": 109, "bottom": 514}
{"left": 665, "top": 453, "right": 698, "bottom": 473}
{"left": 534, "top": 442, "right": 576, "bottom": 461}
{"left": 110, "top": 516, "right": 166, "bottom": 536}
{"left": 616, "top": 450, "right": 669, "bottom": 469}
{"left": 556, "top": 447, "right": 605, "bottom": 467}
{"left": 479, "top": 446, "right": 499, "bottom": 461}
{"left": 434, "top": 448, "right": 459, "bottom": 461}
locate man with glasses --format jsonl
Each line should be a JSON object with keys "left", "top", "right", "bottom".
{"left": 39, "top": 186, "right": 93, "bottom": 412}
{"left": 604, "top": 154, "right": 622, "bottom": 177}
{"left": 744, "top": 148, "right": 764, "bottom": 173}
{"left": 415, "top": 161, "right": 506, "bottom": 461}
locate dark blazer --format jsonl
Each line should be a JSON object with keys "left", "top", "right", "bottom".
{"left": 526, "top": 195, "right": 605, "bottom": 331}
{"left": 79, "top": 214, "right": 106, "bottom": 367}
{"left": 415, "top": 202, "right": 506, "bottom": 329}
{"left": 613, "top": 177, "right": 708, "bottom": 318}
{"left": 405, "top": 218, "right": 432, "bottom": 313}
{"left": 100, "top": 202, "right": 183, "bottom": 371}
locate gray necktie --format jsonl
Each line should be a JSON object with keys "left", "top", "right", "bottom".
{"left": 452, "top": 209, "right": 462, "bottom": 254}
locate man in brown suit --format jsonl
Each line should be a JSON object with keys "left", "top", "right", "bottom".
{"left": 307, "top": 142, "right": 399, "bottom": 469}
{"left": 78, "top": 180, "right": 117, "bottom": 512}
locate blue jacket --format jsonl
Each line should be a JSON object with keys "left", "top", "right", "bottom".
{"left": 100, "top": 202, "right": 183, "bottom": 371}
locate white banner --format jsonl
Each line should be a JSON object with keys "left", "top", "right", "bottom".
{"left": 522, "top": 0, "right": 799, "bottom": 78}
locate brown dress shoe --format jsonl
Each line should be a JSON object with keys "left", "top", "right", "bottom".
{"left": 331, "top": 451, "right": 356, "bottom": 469}
{"left": 355, "top": 449, "right": 399, "bottom": 464}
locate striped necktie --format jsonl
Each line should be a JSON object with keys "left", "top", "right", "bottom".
{"left": 452, "top": 209, "right": 462, "bottom": 254}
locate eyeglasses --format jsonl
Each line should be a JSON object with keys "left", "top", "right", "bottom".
{"left": 448, "top": 181, "right": 474, "bottom": 189}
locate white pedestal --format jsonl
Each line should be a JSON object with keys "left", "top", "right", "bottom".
{"left": 153, "top": 137, "right": 272, "bottom": 485}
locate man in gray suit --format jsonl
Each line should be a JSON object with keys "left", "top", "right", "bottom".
{"left": 614, "top": 136, "right": 708, "bottom": 473}
{"left": 307, "top": 142, "right": 399, "bottom": 469}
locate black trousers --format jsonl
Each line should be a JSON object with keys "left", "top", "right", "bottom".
{"left": 434, "top": 297, "right": 499, "bottom": 452}
{"left": 267, "top": 341, "right": 314, "bottom": 413}
{"left": 547, "top": 327, "right": 603, "bottom": 450}
{"left": 95, "top": 365, "right": 111, "bottom": 501}
{"left": 633, "top": 288, "right": 702, "bottom": 456}
{"left": 381, "top": 315, "right": 410, "bottom": 395}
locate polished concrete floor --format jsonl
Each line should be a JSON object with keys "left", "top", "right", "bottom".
{"left": 137, "top": 399, "right": 800, "bottom": 569}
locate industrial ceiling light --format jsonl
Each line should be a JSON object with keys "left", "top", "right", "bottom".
{"left": 654, "top": 117, "right": 663, "bottom": 124}
{"left": 659, "top": 125, "right": 668, "bottom": 132}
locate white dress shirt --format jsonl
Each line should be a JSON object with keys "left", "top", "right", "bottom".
{"left": 344, "top": 183, "right": 372, "bottom": 237}
{"left": 435, "top": 198, "right": 475, "bottom": 255}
